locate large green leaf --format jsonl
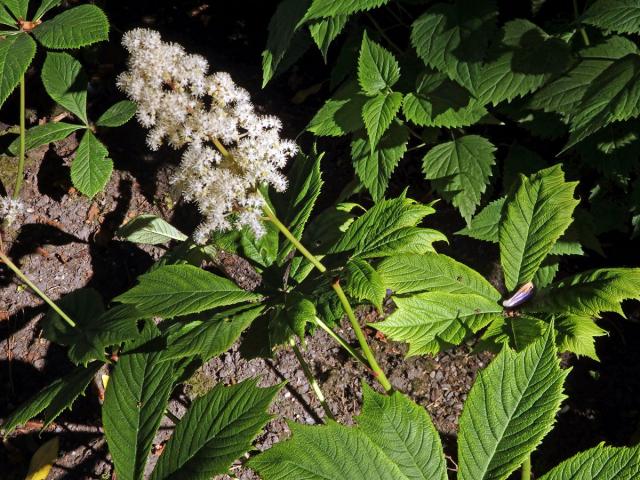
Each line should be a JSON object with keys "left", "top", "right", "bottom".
{"left": 362, "top": 91, "right": 402, "bottom": 150}
{"left": 499, "top": 165, "right": 579, "bottom": 291}
{"left": 163, "top": 305, "right": 264, "bottom": 362}
{"left": 540, "top": 443, "right": 640, "bottom": 480}
{"left": 0, "top": 4, "right": 16, "bottom": 26}
{"left": 7, "top": 121, "right": 83, "bottom": 155}
{"left": 345, "top": 258, "right": 385, "bottom": 311}
{"left": 458, "top": 326, "right": 567, "bottom": 480}
{"left": 33, "top": 0, "right": 62, "bottom": 21}
{"left": 261, "top": 0, "right": 310, "bottom": 87}
{"left": 1, "top": 0, "right": 27, "bottom": 20}
{"left": 582, "top": 0, "right": 640, "bottom": 35}
{"left": 96, "top": 100, "right": 137, "bottom": 127}
{"left": 402, "top": 72, "right": 486, "bottom": 128}
{"left": 555, "top": 314, "right": 607, "bottom": 361}
{"left": 151, "top": 379, "right": 280, "bottom": 480}
{"left": 117, "top": 214, "right": 188, "bottom": 245}
{"left": 411, "top": 0, "right": 497, "bottom": 87}
{"left": 308, "top": 15, "right": 347, "bottom": 60}
{"left": 374, "top": 292, "right": 502, "bottom": 355}
{"left": 456, "top": 197, "right": 505, "bottom": 242}
{"left": 32, "top": 4, "right": 109, "bottom": 49}
{"left": 422, "top": 135, "right": 496, "bottom": 223}
{"left": 70, "top": 130, "right": 113, "bottom": 198}
{"left": 351, "top": 121, "right": 408, "bottom": 202}
{"left": 2, "top": 363, "right": 100, "bottom": 435}
{"left": 301, "top": 0, "right": 390, "bottom": 22}
{"left": 306, "top": 85, "right": 367, "bottom": 136}
{"left": 377, "top": 252, "right": 499, "bottom": 300}
{"left": 357, "top": 31, "right": 400, "bottom": 95}
{"left": 476, "top": 315, "right": 547, "bottom": 353}
{"left": 103, "top": 326, "right": 174, "bottom": 480}
{"left": 41, "top": 51, "right": 88, "bottom": 124}
{"left": 528, "top": 268, "right": 640, "bottom": 316}
{"left": 248, "top": 383, "right": 447, "bottom": 480}
{"left": 0, "top": 33, "right": 35, "bottom": 108}
{"left": 115, "top": 264, "right": 261, "bottom": 319}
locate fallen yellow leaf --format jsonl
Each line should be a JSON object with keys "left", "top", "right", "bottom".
{"left": 25, "top": 436, "right": 59, "bottom": 480}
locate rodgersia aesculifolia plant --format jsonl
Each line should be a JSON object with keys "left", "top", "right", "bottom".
{"left": 1, "top": 7, "right": 640, "bottom": 479}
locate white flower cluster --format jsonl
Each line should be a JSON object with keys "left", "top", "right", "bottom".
{"left": 117, "top": 29, "right": 297, "bottom": 242}
{"left": 0, "top": 196, "right": 24, "bottom": 225}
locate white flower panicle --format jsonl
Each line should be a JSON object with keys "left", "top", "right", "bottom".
{"left": 0, "top": 196, "right": 25, "bottom": 225}
{"left": 117, "top": 29, "right": 297, "bottom": 242}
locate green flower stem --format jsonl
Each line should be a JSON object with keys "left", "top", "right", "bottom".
{"left": 313, "top": 316, "right": 369, "bottom": 367}
{"left": 572, "top": 0, "right": 590, "bottom": 46}
{"left": 521, "top": 456, "right": 531, "bottom": 480}
{"left": 0, "top": 251, "right": 76, "bottom": 327}
{"left": 14, "top": 75, "right": 26, "bottom": 199}
{"left": 289, "top": 338, "right": 335, "bottom": 421}
{"left": 262, "top": 203, "right": 392, "bottom": 393}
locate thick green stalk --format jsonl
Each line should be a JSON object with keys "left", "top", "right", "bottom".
{"left": 0, "top": 251, "right": 76, "bottom": 327}
{"left": 263, "top": 204, "right": 392, "bottom": 393}
{"left": 14, "top": 75, "right": 26, "bottom": 199}
{"left": 289, "top": 338, "right": 335, "bottom": 421}
{"left": 521, "top": 456, "right": 531, "bottom": 480}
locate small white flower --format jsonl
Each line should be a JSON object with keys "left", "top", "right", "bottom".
{"left": 118, "top": 29, "right": 297, "bottom": 242}
{"left": 0, "top": 196, "right": 25, "bottom": 225}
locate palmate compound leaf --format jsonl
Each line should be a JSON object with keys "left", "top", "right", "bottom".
{"left": 526, "top": 268, "right": 640, "bottom": 317}
{"left": 150, "top": 379, "right": 281, "bottom": 480}
{"left": 41, "top": 51, "right": 88, "bottom": 124}
{"left": 540, "top": 443, "right": 640, "bottom": 480}
{"left": 103, "top": 324, "right": 174, "bottom": 480}
{"left": 70, "top": 130, "right": 113, "bottom": 198}
{"left": 373, "top": 292, "right": 502, "bottom": 355}
{"left": 32, "top": 4, "right": 109, "bottom": 49}
{"left": 248, "top": 383, "right": 448, "bottom": 480}
{"left": 357, "top": 31, "right": 400, "bottom": 96}
{"left": 376, "top": 252, "right": 500, "bottom": 301}
{"left": 351, "top": 120, "right": 409, "bottom": 202}
{"left": 458, "top": 325, "right": 568, "bottom": 480}
{"left": 422, "top": 135, "right": 496, "bottom": 223}
{"left": 114, "top": 264, "right": 261, "bottom": 319}
{"left": 581, "top": 0, "right": 640, "bottom": 35}
{"left": 2, "top": 362, "right": 101, "bottom": 435}
{"left": 499, "top": 165, "right": 579, "bottom": 292}
{"left": 117, "top": 214, "right": 188, "bottom": 245}
{"left": 0, "top": 32, "right": 36, "bottom": 109}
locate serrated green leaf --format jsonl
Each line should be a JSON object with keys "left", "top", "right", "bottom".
{"left": 1, "top": 0, "right": 27, "bottom": 20}
{"left": 43, "top": 288, "right": 142, "bottom": 365}
{"left": 362, "top": 91, "right": 402, "bottom": 150}
{"left": 0, "top": 4, "right": 17, "bottom": 26}
{"left": 476, "top": 315, "right": 546, "bottom": 353}
{"left": 359, "top": 226, "right": 447, "bottom": 258}
{"left": 540, "top": 443, "right": 640, "bottom": 479}
{"left": 529, "top": 36, "right": 638, "bottom": 120}
{"left": 271, "top": 151, "right": 323, "bottom": 263}
{"left": 352, "top": 121, "right": 408, "bottom": 202}
{"left": 239, "top": 220, "right": 279, "bottom": 268}
{"left": 33, "top": 0, "right": 62, "bottom": 21}
{"left": 308, "top": 15, "right": 347, "bottom": 60}
{"left": 375, "top": 292, "right": 502, "bottom": 355}
{"left": 96, "top": 100, "right": 137, "bottom": 127}
{"left": 248, "top": 383, "right": 447, "bottom": 480}
{"left": 377, "top": 252, "right": 500, "bottom": 300}
{"left": 284, "top": 292, "right": 315, "bottom": 339}
{"left": 103, "top": 326, "right": 174, "bottom": 480}
{"left": 528, "top": 268, "right": 640, "bottom": 317}
{"left": 411, "top": 0, "right": 497, "bottom": 87}
{"left": 163, "top": 305, "right": 263, "bottom": 362}
{"left": 533, "top": 259, "right": 560, "bottom": 289}
{"left": 0, "top": 32, "right": 35, "bottom": 108}
{"left": 2, "top": 363, "right": 100, "bottom": 435}
{"left": 32, "top": 4, "right": 109, "bottom": 49}
{"left": 151, "top": 379, "right": 280, "bottom": 480}
{"left": 115, "top": 264, "right": 260, "bottom": 319}
{"left": 70, "top": 130, "right": 112, "bottom": 197}
{"left": 345, "top": 258, "right": 385, "bottom": 311}
{"left": 117, "top": 214, "right": 188, "bottom": 245}
{"left": 7, "top": 121, "right": 83, "bottom": 155}
{"left": 262, "top": 0, "right": 310, "bottom": 87}
{"left": 456, "top": 197, "right": 505, "bottom": 242}
{"left": 582, "top": 0, "right": 640, "bottom": 35}
{"left": 41, "top": 51, "right": 87, "bottom": 124}
{"left": 458, "top": 326, "right": 567, "bottom": 480}
{"left": 499, "top": 165, "right": 579, "bottom": 291}
{"left": 357, "top": 31, "right": 399, "bottom": 95}
{"left": 307, "top": 89, "right": 367, "bottom": 136}
{"left": 402, "top": 72, "right": 486, "bottom": 128}
{"left": 567, "top": 54, "right": 640, "bottom": 148}
{"left": 301, "top": 0, "right": 389, "bottom": 22}
{"left": 422, "top": 135, "right": 496, "bottom": 223}
{"left": 555, "top": 314, "right": 607, "bottom": 361}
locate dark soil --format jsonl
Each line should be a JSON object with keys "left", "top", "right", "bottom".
{"left": 1, "top": 1, "right": 639, "bottom": 479}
